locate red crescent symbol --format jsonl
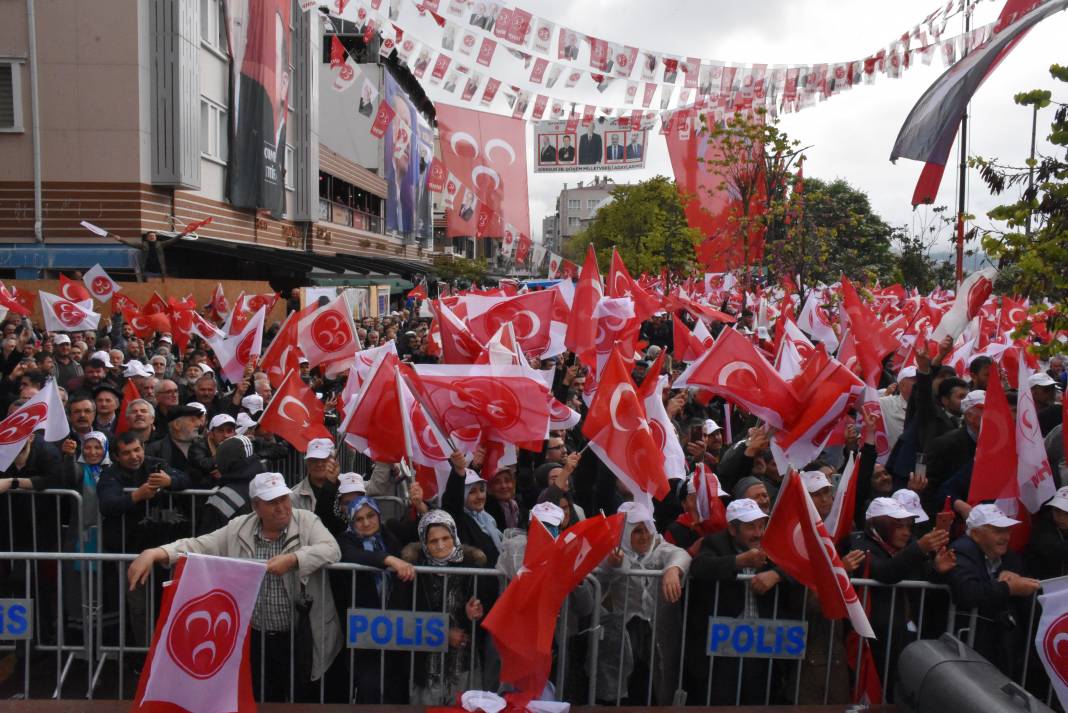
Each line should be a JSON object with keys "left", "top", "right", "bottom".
{"left": 166, "top": 589, "right": 240, "bottom": 680}
{"left": 1043, "top": 613, "right": 1068, "bottom": 685}
{"left": 53, "top": 300, "right": 87, "bottom": 328}
{"left": 0, "top": 402, "right": 48, "bottom": 445}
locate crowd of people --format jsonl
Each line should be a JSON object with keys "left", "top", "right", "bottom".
{"left": 1, "top": 289, "right": 1066, "bottom": 707}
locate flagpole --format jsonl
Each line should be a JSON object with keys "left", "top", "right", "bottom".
{"left": 955, "top": 9, "right": 972, "bottom": 287}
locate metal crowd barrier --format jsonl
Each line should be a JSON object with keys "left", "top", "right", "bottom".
{"left": 1, "top": 550, "right": 1056, "bottom": 707}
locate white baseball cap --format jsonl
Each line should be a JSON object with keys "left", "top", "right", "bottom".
{"left": 1048, "top": 486, "right": 1068, "bottom": 513}
{"left": 53, "top": 334, "right": 71, "bottom": 345}
{"left": 249, "top": 472, "right": 290, "bottom": 502}
{"left": 123, "top": 360, "right": 153, "bottom": 378}
{"left": 801, "top": 470, "right": 833, "bottom": 493}
{"left": 726, "top": 498, "right": 767, "bottom": 523}
{"left": 531, "top": 501, "right": 565, "bottom": 527}
{"left": 865, "top": 497, "right": 915, "bottom": 521}
{"left": 898, "top": 366, "right": 917, "bottom": 381}
{"left": 305, "top": 437, "right": 334, "bottom": 460}
{"left": 891, "top": 489, "right": 929, "bottom": 523}
{"left": 208, "top": 414, "right": 236, "bottom": 431}
{"left": 1029, "top": 372, "right": 1060, "bottom": 389}
{"left": 241, "top": 394, "right": 264, "bottom": 415}
{"left": 337, "top": 472, "right": 366, "bottom": 495}
{"left": 966, "top": 503, "right": 1020, "bottom": 531}
{"left": 235, "top": 411, "right": 258, "bottom": 435}
{"left": 960, "top": 390, "right": 986, "bottom": 414}
{"left": 90, "top": 350, "right": 114, "bottom": 368}
{"left": 185, "top": 402, "right": 207, "bottom": 415}
{"left": 702, "top": 419, "right": 722, "bottom": 435}
{"left": 460, "top": 691, "right": 506, "bottom": 713}
{"left": 158, "top": 334, "right": 172, "bottom": 344}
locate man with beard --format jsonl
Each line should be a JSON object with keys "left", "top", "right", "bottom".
{"left": 145, "top": 405, "right": 203, "bottom": 484}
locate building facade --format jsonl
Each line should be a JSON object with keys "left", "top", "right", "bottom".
{"left": 549, "top": 175, "right": 616, "bottom": 250}
{"left": 0, "top": 0, "right": 431, "bottom": 291}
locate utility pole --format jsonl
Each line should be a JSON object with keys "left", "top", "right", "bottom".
{"left": 955, "top": 10, "right": 972, "bottom": 285}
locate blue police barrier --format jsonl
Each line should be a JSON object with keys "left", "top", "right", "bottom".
{"left": 346, "top": 608, "right": 449, "bottom": 652}
{"left": 707, "top": 617, "right": 808, "bottom": 659}
{"left": 0, "top": 599, "right": 34, "bottom": 640}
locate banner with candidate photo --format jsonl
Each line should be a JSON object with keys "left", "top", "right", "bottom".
{"left": 533, "top": 118, "right": 648, "bottom": 173}
{"left": 226, "top": 0, "right": 291, "bottom": 219}
{"left": 383, "top": 74, "right": 432, "bottom": 239}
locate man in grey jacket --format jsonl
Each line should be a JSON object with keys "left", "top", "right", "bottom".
{"left": 127, "top": 471, "right": 342, "bottom": 702}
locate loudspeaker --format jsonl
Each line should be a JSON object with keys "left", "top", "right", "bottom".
{"left": 894, "top": 633, "right": 1053, "bottom": 713}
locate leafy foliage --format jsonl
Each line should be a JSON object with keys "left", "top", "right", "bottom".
{"left": 890, "top": 206, "right": 956, "bottom": 293}
{"left": 563, "top": 176, "right": 702, "bottom": 275}
{"left": 431, "top": 255, "right": 488, "bottom": 286}
{"left": 972, "top": 63, "right": 1068, "bottom": 355}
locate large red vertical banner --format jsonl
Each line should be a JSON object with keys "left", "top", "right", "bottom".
{"left": 663, "top": 109, "right": 765, "bottom": 271}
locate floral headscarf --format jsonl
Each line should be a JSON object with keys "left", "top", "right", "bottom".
{"left": 417, "top": 509, "right": 464, "bottom": 565}
{"left": 77, "top": 431, "right": 111, "bottom": 466}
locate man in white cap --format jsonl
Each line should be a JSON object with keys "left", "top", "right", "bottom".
{"left": 51, "top": 332, "right": 83, "bottom": 390}
{"left": 1029, "top": 371, "right": 1063, "bottom": 436}
{"left": 685, "top": 497, "right": 777, "bottom": 704}
{"left": 126, "top": 471, "right": 342, "bottom": 701}
{"left": 926, "top": 390, "right": 984, "bottom": 512}
{"left": 946, "top": 503, "right": 1039, "bottom": 675}
{"left": 880, "top": 366, "right": 917, "bottom": 452}
{"left": 187, "top": 414, "right": 237, "bottom": 483}
{"left": 290, "top": 437, "right": 339, "bottom": 511}
{"left": 314, "top": 471, "right": 367, "bottom": 535}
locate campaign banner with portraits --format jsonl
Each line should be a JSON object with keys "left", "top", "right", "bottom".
{"left": 383, "top": 74, "right": 433, "bottom": 240}
{"left": 226, "top": 0, "right": 291, "bottom": 218}
{"left": 533, "top": 118, "right": 648, "bottom": 173}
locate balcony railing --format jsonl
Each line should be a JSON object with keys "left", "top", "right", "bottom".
{"left": 318, "top": 197, "right": 382, "bottom": 234}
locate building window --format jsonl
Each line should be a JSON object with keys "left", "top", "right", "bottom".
{"left": 0, "top": 62, "right": 24, "bottom": 132}
{"left": 567, "top": 199, "right": 580, "bottom": 210}
{"left": 200, "top": 0, "right": 227, "bottom": 54}
{"left": 285, "top": 145, "right": 295, "bottom": 189}
{"left": 587, "top": 199, "right": 599, "bottom": 209}
{"left": 568, "top": 217, "right": 580, "bottom": 228}
{"left": 199, "top": 98, "right": 227, "bottom": 163}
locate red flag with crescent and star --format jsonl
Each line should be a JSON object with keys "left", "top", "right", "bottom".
{"left": 257, "top": 369, "right": 332, "bottom": 452}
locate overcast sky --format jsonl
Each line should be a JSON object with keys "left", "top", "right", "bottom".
{"left": 427, "top": 1, "right": 1066, "bottom": 248}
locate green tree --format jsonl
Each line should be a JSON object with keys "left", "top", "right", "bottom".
{"left": 770, "top": 177, "right": 898, "bottom": 288}
{"left": 431, "top": 255, "right": 488, "bottom": 286}
{"left": 563, "top": 176, "right": 702, "bottom": 275}
{"left": 891, "top": 206, "right": 956, "bottom": 292}
{"left": 971, "top": 63, "right": 1068, "bottom": 356}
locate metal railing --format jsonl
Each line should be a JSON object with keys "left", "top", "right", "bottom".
{"left": 0, "top": 550, "right": 1057, "bottom": 707}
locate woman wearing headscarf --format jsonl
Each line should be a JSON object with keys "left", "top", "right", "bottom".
{"left": 485, "top": 467, "right": 527, "bottom": 532}
{"left": 399, "top": 510, "right": 487, "bottom": 705}
{"left": 442, "top": 455, "right": 501, "bottom": 566}
{"left": 334, "top": 495, "right": 414, "bottom": 704}
{"left": 590, "top": 502, "right": 690, "bottom": 705}
{"left": 73, "top": 431, "right": 110, "bottom": 561}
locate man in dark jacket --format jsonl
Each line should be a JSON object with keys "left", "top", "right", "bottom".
{"left": 944, "top": 504, "right": 1040, "bottom": 678}
{"left": 685, "top": 498, "right": 780, "bottom": 705}
{"left": 97, "top": 430, "right": 188, "bottom": 647}
{"left": 1025, "top": 486, "right": 1068, "bottom": 580}
{"left": 925, "top": 390, "right": 983, "bottom": 513}
{"left": 145, "top": 405, "right": 203, "bottom": 484}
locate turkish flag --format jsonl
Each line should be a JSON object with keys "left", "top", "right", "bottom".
{"left": 672, "top": 313, "right": 707, "bottom": 362}
{"left": 131, "top": 553, "right": 264, "bottom": 713}
{"left": 434, "top": 300, "right": 484, "bottom": 364}
{"left": 824, "top": 451, "right": 860, "bottom": 543}
{"left": 969, "top": 364, "right": 1017, "bottom": 504}
{"left": 258, "top": 370, "right": 331, "bottom": 452}
{"left": 297, "top": 294, "right": 359, "bottom": 368}
{"left": 931, "top": 268, "right": 997, "bottom": 341}
{"left": 999, "top": 295, "right": 1028, "bottom": 335}
{"left": 839, "top": 277, "right": 899, "bottom": 386}
{"left": 369, "top": 99, "right": 395, "bottom": 138}
{"left": 583, "top": 346, "right": 670, "bottom": 504}
{"left": 260, "top": 303, "right": 316, "bottom": 388}
{"left": 464, "top": 290, "right": 561, "bottom": 358}
{"left": 340, "top": 350, "right": 407, "bottom": 463}
{"left": 143, "top": 292, "right": 169, "bottom": 317}
{"left": 167, "top": 304, "right": 197, "bottom": 353}
{"left": 396, "top": 364, "right": 453, "bottom": 498}
{"left": 0, "top": 380, "right": 69, "bottom": 471}
{"left": 82, "top": 264, "right": 121, "bottom": 303}
{"left": 207, "top": 283, "right": 229, "bottom": 322}
{"left": 483, "top": 513, "right": 624, "bottom": 707}
{"left": 674, "top": 327, "right": 800, "bottom": 429}
{"left": 59, "top": 274, "right": 91, "bottom": 303}
{"left": 564, "top": 244, "right": 603, "bottom": 368}
{"left": 39, "top": 291, "right": 101, "bottom": 333}
{"left": 115, "top": 380, "right": 142, "bottom": 435}
{"left": 437, "top": 103, "right": 530, "bottom": 239}
{"left": 0, "top": 283, "right": 31, "bottom": 317}
{"left": 607, "top": 248, "right": 660, "bottom": 321}
{"left": 639, "top": 351, "right": 687, "bottom": 480}
{"left": 762, "top": 471, "right": 875, "bottom": 638}
{"left": 412, "top": 363, "right": 551, "bottom": 444}
{"left": 124, "top": 308, "right": 173, "bottom": 340}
